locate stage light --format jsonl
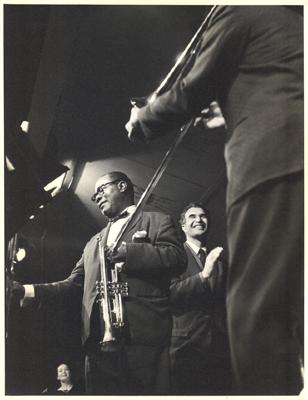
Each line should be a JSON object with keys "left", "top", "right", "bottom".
{"left": 16, "top": 248, "right": 26, "bottom": 262}
{"left": 20, "top": 120, "right": 29, "bottom": 133}
{"left": 6, "top": 124, "right": 71, "bottom": 237}
{"left": 5, "top": 156, "right": 15, "bottom": 171}
{"left": 43, "top": 166, "right": 69, "bottom": 197}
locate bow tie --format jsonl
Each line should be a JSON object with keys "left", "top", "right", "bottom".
{"left": 109, "top": 210, "right": 129, "bottom": 223}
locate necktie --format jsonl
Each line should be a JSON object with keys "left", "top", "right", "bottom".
{"left": 198, "top": 248, "right": 207, "bottom": 267}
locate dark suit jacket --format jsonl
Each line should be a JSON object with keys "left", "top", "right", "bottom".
{"left": 137, "top": 6, "right": 303, "bottom": 209}
{"left": 34, "top": 211, "right": 186, "bottom": 348}
{"left": 170, "top": 243, "right": 227, "bottom": 360}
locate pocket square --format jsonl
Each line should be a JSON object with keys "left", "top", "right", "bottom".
{"left": 132, "top": 230, "right": 149, "bottom": 243}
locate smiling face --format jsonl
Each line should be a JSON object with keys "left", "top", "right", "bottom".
{"left": 182, "top": 207, "right": 208, "bottom": 240}
{"left": 93, "top": 173, "right": 128, "bottom": 218}
{"left": 57, "top": 364, "right": 71, "bottom": 383}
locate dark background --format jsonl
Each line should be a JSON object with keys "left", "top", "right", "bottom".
{"left": 4, "top": 5, "right": 227, "bottom": 394}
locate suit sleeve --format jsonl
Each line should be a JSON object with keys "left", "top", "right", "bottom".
{"left": 170, "top": 269, "right": 212, "bottom": 307}
{"left": 125, "top": 214, "right": 187, "bottom": 275}
{"left": 33, "top": 253, "right": 85, "bottom": 301}
{"left": 170, "top": 260, "right": 226, "bottom": 308}
{"left": 137, "top": 6, "right": 250, "bottom": 139}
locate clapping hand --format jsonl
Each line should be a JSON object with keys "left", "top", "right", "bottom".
{"left": 201, "top": 246, "right": 223, "bottom": 279}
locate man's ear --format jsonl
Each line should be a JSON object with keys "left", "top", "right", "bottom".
{"left": 181, "top": 222, "right": 187, "bottom": 234}
{"left": 117, "top": 181, "right": 127, "bottom": 193}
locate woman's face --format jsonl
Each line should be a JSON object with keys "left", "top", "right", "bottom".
{"left": 57, "top": 364, "right": 71, "bottom": 382}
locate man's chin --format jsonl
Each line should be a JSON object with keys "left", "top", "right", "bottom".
{"left": 101, "top": 207, "right": 110, "bottom": 217}
{"left": 193, "top": 230, "right": 207, "bottom": 237}
{"left": 101, "top": 207, "right": 114, "bottom": 219}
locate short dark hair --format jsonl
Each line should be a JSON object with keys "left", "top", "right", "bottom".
{"left": 102, "top": 171, "right": 134, "bottom": 201}
{"left": 179, "top": 202, "right": 211, "bottom": 229}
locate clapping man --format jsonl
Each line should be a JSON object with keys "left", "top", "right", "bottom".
{"left": 170, "top": 202, "right": 230, "bottom": 394}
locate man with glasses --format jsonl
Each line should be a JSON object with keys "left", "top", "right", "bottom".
{"left": 12, "top": 171, "right": 186, "bottom": 394}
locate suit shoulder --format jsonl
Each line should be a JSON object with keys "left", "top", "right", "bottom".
{"left": 142, "top": 211, "right": 178, "bottom": 229}
{"left": 212, "top": 5, "right": 249, "bottom": 16}
{"left": 184, "top": 244, "right": 198, "bottom": 262}
{"left": 143, "top": 210, "right": 172, "bottom": 221}
{"left": 212, "top": 5, "right": 259, "bottom": 23}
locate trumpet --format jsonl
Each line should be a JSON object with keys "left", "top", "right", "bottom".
{"left": 95, "top": 6, "right": 218, "bottom": 352}
{"left": 96, "top": 235, "right": 128, "bottom": 352}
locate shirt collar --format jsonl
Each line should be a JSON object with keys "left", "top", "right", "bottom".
{"left": 126, "top": 205, "right": 136, "bottom": 215}
{"left": 109, "top": 204, "right": 136, "bottom": 223}
{"left": 186, "top": 239, "right": 207, "bottom": 255}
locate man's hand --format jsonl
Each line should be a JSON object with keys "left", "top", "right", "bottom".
{"left": 8, "top": 280, "right": 25, "bottom": 301}
{"left": 194, "top": 101, "right": 226, "bottom": 130}
{"left": 110, "top": 242, "right": 127, "bottom": 263}
{"left": 201, "top": 246, "right": 223, "bottom": 279}
{"left": 125, "top": 107, "right": 145, "bottom": 142}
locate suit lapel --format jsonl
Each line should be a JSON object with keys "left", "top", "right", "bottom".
{"left": 96, "top": 224, "right": 110, "bottom": 244}
{"left": 97, "top": 210, "right": 142, "bottom": 246}
{"left": 184, "top": 242, "right": 203, "bottom": 272}
{"left": 117, "top": 211, "right": 143, "bottom": 243}
{"left": 92, "top": 225, "right": 111, "bottom": 280}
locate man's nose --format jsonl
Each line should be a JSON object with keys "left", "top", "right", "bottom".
{"left": 95, "top": 192, "right": 104, "bottom": 203}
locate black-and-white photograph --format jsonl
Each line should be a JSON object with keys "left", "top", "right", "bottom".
{"left": 4, "top": 2, "right": 304, "bottom": 396}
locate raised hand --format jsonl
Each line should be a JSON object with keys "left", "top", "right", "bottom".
{"left": 201, "top": 246, "right": 223, "bottom": 279}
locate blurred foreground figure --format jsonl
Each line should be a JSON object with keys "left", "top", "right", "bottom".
{"left": 126, "top": 6, "right": 303, "bottom": 395}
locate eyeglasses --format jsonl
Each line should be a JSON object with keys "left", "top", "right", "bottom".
{"left": 91, "top": 180, "right": 119, "bottom": 202}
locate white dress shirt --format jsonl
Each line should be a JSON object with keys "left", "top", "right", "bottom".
{"left": 185, "top": 240, "right": 207, "bottom": 258}
{"left": 185, "top": 240, "right": 208, "bottom": 283}
{"left": 107, "top": 205, "right": 136, "bottom": 247}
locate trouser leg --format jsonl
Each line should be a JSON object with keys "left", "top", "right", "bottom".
{"left": 84, "top": 344, "right": 170, "bottom": 394}
{"left": 84, "top": 348, "right": 128, "bottom": 394}
{"left": 227, "top": 172, "right": 304, "bottom": 395}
